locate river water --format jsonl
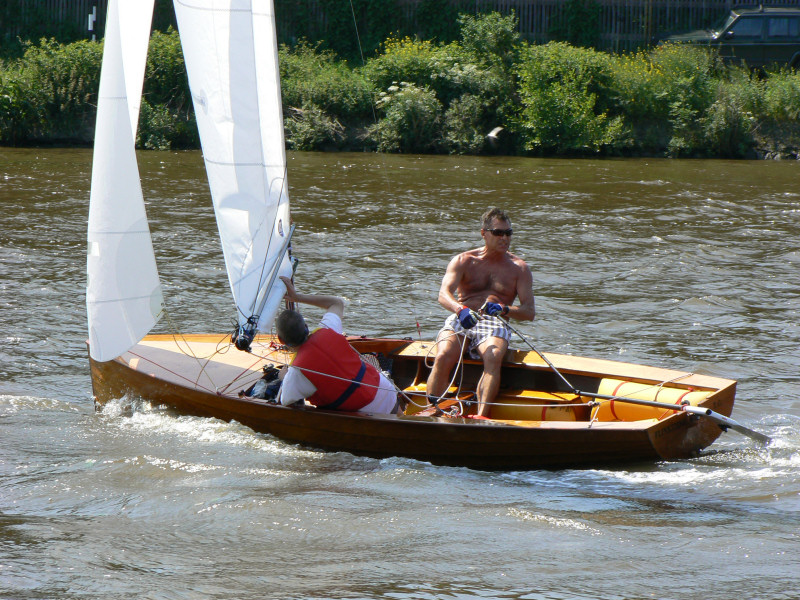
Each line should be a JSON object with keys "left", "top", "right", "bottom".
{"left": 1, "top": 148, "right": 799, "bottom": 599}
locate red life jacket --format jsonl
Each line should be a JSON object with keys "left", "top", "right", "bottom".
{"left": 291, "top": 327, "right": 380, "bottom": 410}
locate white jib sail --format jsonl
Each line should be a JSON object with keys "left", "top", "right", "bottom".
{"left": 173, "top": 0, "right": 293, "bottom": 333}
{"left": 87, "top": 0, "right": 162, "bottom": 362}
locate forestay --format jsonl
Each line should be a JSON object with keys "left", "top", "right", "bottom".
{"left": 87, "top": 0, "right": 162, "bottom": 362}
{"left": 173, "top": 0, "right": 293, "bottom": 334}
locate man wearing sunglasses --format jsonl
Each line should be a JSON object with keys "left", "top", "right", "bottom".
{"left": 426, "top": 207, "right": 535, "bottom": 418}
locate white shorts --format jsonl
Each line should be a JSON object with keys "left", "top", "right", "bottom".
{"left": 440, "top": 313, "right": 511, "bottom": 359}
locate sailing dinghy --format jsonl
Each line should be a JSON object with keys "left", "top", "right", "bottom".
{"left": 87, "top": 0, "right": 765, "bottom": 470}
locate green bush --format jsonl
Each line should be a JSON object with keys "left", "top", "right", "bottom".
{"left": 649, "top": 44, "right": 720, "bottom": 155}
{"left": 284, "top": 102, "right": 345, "bottom": 151}
{"left": 516, "top": 42, "right": 624, "bottom": 153}
{"left": 363, "top": 12, "right": 519, "bottom": 108}
{"left": 135, "top": 28, "right": 198, "bottom": 150}
{"left": 2, "top": 22, "right": 800, "bottom": 158}
{"left": 457, "top": 11, "right": 520, "bottom": 72}
{"left": 443, "top": 93, "right": 488, "bottom": 154}
{"left": 0, "top": 32, "right": 196, "bottom": 149}
{"left": 137, "top": 100, "right": 173, "bottom": 150}
{"left": 362, "top": 13, "right": 520, "bottom": 154}
{"left": 607, "top": 50, "right": 662, "bottom": 121}
{"left": 665, "top": 100, "right": 702, "bottom": 156}
{"left": 362, "top": 36, "right": 480, "bottom": 108}
{"left": 762, "top": 68, "right": 800, "bottom": 122}
{"left": 280, "top": 41, "right": 374, "bottom": 119}
{"left": 450, "top": 11, "right": 521, "bottom": 141}
{"left": 368, "top": 82, "right": 442, "bottom": 153}
{"left": 0, "top": 67, "right": 42, "bottom": 144}
{"left": 651, "top": 44, "right": 719, "bottom": 108}
{"left": 608, "top": 44, "right": 719, "bottom": 117}
{"left": 144, "top": 28, "right": 190, "bottom": 111}
{"left": 360, "top": 36, "right": 441, "bottom": 95}
{"left": 604, "top": 43, "right": 730, "bottom": 156}
{"left": 712, "top": 64, "right": 764, "bottom": 114}
{"left": 701, "top": 84, "right": 756, "bottom": 158}
{"left": 136, "top": 99, "right": 198, "bottom": 150}
{"left": 0, "top": 38, "right": 103, "bottom": 144}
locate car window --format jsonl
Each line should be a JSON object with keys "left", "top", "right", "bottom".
{"left": 728, "top": 16, "right": 763, "bottom": 38}
{"left": 767, "top": 17, "right": 800, "bottom": 37}
{"left": 712, "top": 14, "right": 736, "bottom": 35}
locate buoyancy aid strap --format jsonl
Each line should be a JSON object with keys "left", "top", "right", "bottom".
{"left": 319, "top": 361, "right": 368, "bottom": 410}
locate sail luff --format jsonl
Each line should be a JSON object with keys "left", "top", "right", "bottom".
{"left": 87, "top": 0, "right": 162, "bottom": 362}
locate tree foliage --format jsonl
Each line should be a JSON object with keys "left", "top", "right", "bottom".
{"left": 2, "top": 13, "right": 800, "bottom": 158}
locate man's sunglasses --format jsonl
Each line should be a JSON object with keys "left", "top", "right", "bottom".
{"left": 485, "top": 228, "right": 513, "bottom": 237}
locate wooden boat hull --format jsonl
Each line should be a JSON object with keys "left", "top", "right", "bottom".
{"left": 89, "top": 334, "right": 736, "bottom": 470}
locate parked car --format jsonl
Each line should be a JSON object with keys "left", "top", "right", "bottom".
{"left": 664, "top": 6, "right": 800, "bottom": 68}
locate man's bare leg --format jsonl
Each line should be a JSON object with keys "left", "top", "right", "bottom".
{"left": 426, "top": 330, "right": 464, "bottom": 402}
{"left": 475, "top": 336, "right": 508, "bottom": 417}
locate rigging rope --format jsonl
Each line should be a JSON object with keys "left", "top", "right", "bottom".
{"left": 348, "top": 0, "right": 366, "bottom": 67}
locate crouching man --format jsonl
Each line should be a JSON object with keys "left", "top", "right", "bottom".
{"left": 275, "top": 276, "right": 399, "bottom": 414}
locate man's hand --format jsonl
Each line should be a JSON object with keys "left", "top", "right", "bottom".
{"left": 279, "top": 276, "right": 344, "bottom": 318}
{"left": 280, "top": 276, "right": 298, "bottom": 302}
{"left": 457, "top": 307, "right": 480, "bottom": 329}
{"left": 482, "top": 301, "right": 506, "bottom": 317}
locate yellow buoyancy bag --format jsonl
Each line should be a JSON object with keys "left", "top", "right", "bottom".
{"left": 593, "top": 379, "right": 711, "bottom": 422}
{"left": 488, "top": 391, "right": 580, "bottom": 422}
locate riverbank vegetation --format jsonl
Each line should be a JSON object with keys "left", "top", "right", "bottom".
{"left": 2, "top": 12, "right": 799, "bottom": 158}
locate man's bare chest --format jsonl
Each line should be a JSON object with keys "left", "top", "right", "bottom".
{"left": 461, "top": 261, "right": 517, "bottom": 293}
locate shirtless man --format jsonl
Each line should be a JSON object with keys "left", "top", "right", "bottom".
{"left": 426, "top": 207, "right": 535, "bottom": 417}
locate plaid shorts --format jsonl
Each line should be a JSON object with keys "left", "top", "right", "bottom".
{"left": 441, "top": 313, "right": 512, "bottom": 359}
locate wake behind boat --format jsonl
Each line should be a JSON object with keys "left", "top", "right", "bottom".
{"left": 86, "top": 0, "right": 765, "bottom": 470}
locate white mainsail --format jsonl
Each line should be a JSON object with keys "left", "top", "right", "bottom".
{"left": 173, "top": 0, "right": 293, "bottom": 337}
{"left": 87, "top": 0, "right": 162, "bottom": 362}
